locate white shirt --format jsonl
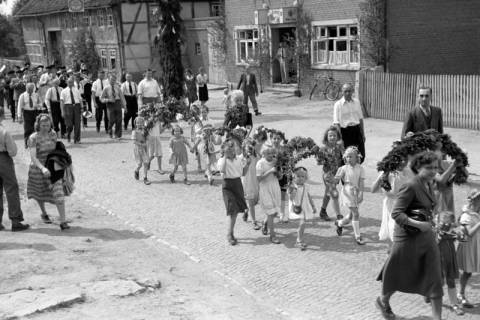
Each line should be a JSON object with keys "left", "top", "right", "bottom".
{"left": 217, "top": 156, "right": 245, "bottom": 179}
{"left": 60, "top": 86, "right": 82, "bottom": 105}
{"left": 38, "top": 72, "right": 52, "bottom": 86}
{"left": 91, "top": 78, "right": 109, "bottom": 97}
{"left": 44, "top": 86, "right": 62, "bottom": 110}
{"left": 137, "top": 78, "right": 162, "bottom": 98}
{"left": 121, "top": 80, "right": 137, "bottom": 96}
{"left": 333, "top": 97, "right": 364, "bottom": 128}
{"left": 18, "top": 91, "right": 42, "bottom": 116}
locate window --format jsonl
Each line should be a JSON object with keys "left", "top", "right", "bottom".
{"left": 210, "top": 2, "right": 224, "bottom": 17}
{"left": 101, "top": 49, "right": 108, "bottom": 68}
{"left": 311, "top": 23, "right": 359, "bottom": 67}
{"left": 107, "top": 14, "right": 114, "bottom": 26}
{"left": 82, "top": 15, "right": 90, "bottom": 27}
{"left": 98, "top": 12, "right": 105, "bottom": 27}
{"left": 195, "top": 43, "right": 201, "bottom": 55}
{"left": 235, "top": 28, "right": 259, "bottom": 64}
{"left": 109, "top": 49, "right": 117, "bottom": 69}
{"left": 72, "top": 13, "right": 78, "bottom": 29}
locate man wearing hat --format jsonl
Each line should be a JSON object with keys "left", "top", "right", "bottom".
{"left": 92, "top": 70, "right": 109, "bottom": 133}
{"left": 45, "top": 78, "right": 66, "bottom": 138}
{"left": 60, "top": 77, "right": 83, "bottom": 143}
{"left": 17, "top": 82, "right": 43, "bottom": 148}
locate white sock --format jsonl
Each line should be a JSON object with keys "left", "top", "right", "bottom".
{"left": 352, "top": 221, "right": 360, "bottom": 238}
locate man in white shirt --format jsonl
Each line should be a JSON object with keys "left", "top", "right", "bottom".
{"left": 121, "top": 72, "right": 138, "bottom": 130}
{"left": 17, "top": 82, "right": 43, "bottom": 148}
{"left": 45, "top": 78, "right": 66, "bottom": 138}
{"left": 91, "top": 70, "right": 109, "bottom": 133}
{"left": 137, "top": 69, "right": 162, "bottom": 106}
{"left": 60, "top": 77, "right": 83, "bottom": 143}
{"left": 333, "top": 83, "right": 366, "bottom": 163}
{"left": 101, "top": 74, "right": 126, "bottom": 139}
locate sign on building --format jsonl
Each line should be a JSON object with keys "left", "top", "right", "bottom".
{"left": 68, "top": 0, "right": 85, "bottom": 13}
{"left": 255, "top": 7, "right": 298, "bottom": 25}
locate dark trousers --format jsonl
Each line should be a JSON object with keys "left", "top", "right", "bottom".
{"left": 124, "top": 95, "right": 138, "bottom": 129}
{"left": 50, "top": 101, "right": 66, "bottom": 136}
{"left": 83, "top": 96, "right": 92, "bottom": 126}
{"left": 107, "top": 101, "right": 123, "bottom": 138}
{"left": 340, "top": 124, "right": 365, "bottom": 164}
{"left": 95, "top": 97, "right": 108, "bottom": 132}
{"left": 9, "top": 97, "right": 16, "bottom": 121}
{"left": 0, "top": 152, "right": 24, "bottom": 224}
{"left": 243, "top": 90, "right": 258, "bottom": 112}
{"left": 64, "top": 103, "right": 82, "bottom": 142}
{"left": 23, "top": 109, "right": 39, "bottom": 148}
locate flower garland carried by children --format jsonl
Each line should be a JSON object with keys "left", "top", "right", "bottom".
{"left": 138, "top": 97, "right": 189, "bottom": 138}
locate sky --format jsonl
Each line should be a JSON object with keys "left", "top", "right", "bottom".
{"left": 0, "top": 0, "right": 14, "bottom": 15}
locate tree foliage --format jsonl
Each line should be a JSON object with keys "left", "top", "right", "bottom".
{"left": 0, "top": 13, "right": 24, "bottom": 56}
{"left": 70, "top": 28, "right": 101, "bottom": 76}
{"left": 156, "top": 0, "right": 185, "bottom": 99}
{"left": 359, "top": 0, "right": 387, "bottom": 67}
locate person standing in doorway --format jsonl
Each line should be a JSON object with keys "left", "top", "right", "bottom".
{"left": 237, "top": 65, "right": 261, "bottom": 116}
{"left": 91, "top": 70, "right": 109, "bottom": 133}
{"left": 60, "top": 77, "right": 83, "bottom": 143}
{"left": 137, "top": 69, "right": 162, "bottom": 106}
{"left": 276, "top": 42, "right": 288, "bottom": 84}
{"left": 196, "top": 67, "right": 209, "bottom": 107}
{"left": 121, "top": 73, "right": 138, "bottom": 130}
{"left": 333, "top": 83, "right": 366, "bottom": 164}
{"left": 44, "top": 78, "right": 66, "bottom": 138}
{"left": 101, "top": 74, "right": 126, "bottom": 139}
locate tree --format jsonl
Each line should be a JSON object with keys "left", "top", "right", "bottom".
{"left": 359, "top": 0, "right": 387, "bottom": 68}
{"left": 156, "top": 0, "right": 184, "bottom": 99}
{"left": 70, "top": 28, "right": 101, "bottom": 76}
{"left": 0, "top": 13, "right": 24, "bottom": 56}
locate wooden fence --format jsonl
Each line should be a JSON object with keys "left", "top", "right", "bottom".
{"left": 359, "top": 71, "right": 480, "bottom": 130}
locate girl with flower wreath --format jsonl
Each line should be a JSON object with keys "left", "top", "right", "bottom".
{"left": 334, "top": 146, "right": 366, "bottom": 245}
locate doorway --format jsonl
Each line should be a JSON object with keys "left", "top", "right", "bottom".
{"left": 48, "top": 31, "right": 63, "bottom": 66}
{"left": 271, "top": 27, "right": 297, "bottom": 84}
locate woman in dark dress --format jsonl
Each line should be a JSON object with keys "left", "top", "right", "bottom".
{"left": 184, "top": 69, "right": 198, "bottom": 107}
{"left": 196, "top": 67, "right": 208, "bottom": 106}
{"left": 376, "top": 151, "right": 443, "bottom": 320}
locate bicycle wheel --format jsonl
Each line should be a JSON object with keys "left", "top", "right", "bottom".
{"left": 325, "top": 83, "right": 340, "bottom": 101}
{"left": 309, "top": 83, "right": 323, "bottom": 100}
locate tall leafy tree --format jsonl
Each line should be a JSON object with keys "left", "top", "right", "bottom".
{"left": 71, "top": 28, "right": 101, "bottom": 76}
{"left": 156, "top": 0, "right": 184, "bottom": 99}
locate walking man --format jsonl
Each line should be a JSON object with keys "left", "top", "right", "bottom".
{"left": 60, "top": 77, "right": 83, "bottom": 143}
{"left": 137, "top": 69, "right": 162, "bottom": 106}
{"left": 401, "top": 86, "right": 443, "bottom": 138}
{"left": 101, "top": 74, "right": 126, "bottom": 139}
{"left": 45, "top": 78, "right": 66, "bottom": 138}
{"left": 237, "top": 65, "right": 261, "bottom": 116}
{"left": 17, "top": 82, "right": 43, "bottom": 148}
{"left": 0, "top": 107, "right": 30, "bottom": 231}
{"left": 92, "top": 70, "right": 109, "bottom": 133}
{"left": 121, "top": 73, "right": 138, "bottom": 130}
{"left": 333, "top": 83, "right": 366, "bottom": 163}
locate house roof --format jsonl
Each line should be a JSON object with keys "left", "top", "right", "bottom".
{"left": 15, "top": 0, "right": 114, "bottom": 17}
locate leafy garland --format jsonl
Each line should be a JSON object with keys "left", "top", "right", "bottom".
{"left": 138, "top": 97, "right": 188, "bottom": 138}
{"left": 377, "top": 130, "right": 469, "bottom": 191}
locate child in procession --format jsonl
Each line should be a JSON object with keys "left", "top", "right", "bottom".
{"left": 132, "top": 116, "right": 151, "bottom": 185}
{"left": 240, "top": 137, "right": 261, "bottom": 230}
{"left": 169, "top": 125, "right": 194, "bottom": 185}
{"left": 147, "top": 116, "right": 166, "bottom": 174}
{"left": 268, "top": 130, "right": 289, "bottom": 223}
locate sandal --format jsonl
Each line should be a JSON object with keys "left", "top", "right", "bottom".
{"left": 41, "top": 214, "right": 53, "bottom": 224}
{"left": 253, "top": 221, "right": 261, "bottom": 230}
{"left": 452, "top": 304, "right": 465, "bottom": 315}
{"left": 457, "top": 294, "right": 474, "bottom": 308}
{"left": 296, "top": 241, "right": 307, "bottom": 251}
{"left": 261, "top": 221, "right": 268, "bottom": 235}
{"left": 269, "top": 236, "right": 281, "bottom": 244}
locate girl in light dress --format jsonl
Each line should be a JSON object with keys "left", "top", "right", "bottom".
{"left": 147, "top": 117, "right": 166, "bottom": 174}
{"left": 288, "top": 167, "right": 317, "bottom": 250}
{"left": 456, "top": 189, "right": 480, "bottom": 309}
{"left": 168, "top": 125, "right": 194, "bottom": 185}
{"left": 240, "top": 137, "right": 261, "bottom": 230}
{"left": 334, "top": 146, "right": 366, "bottom": 245}
{"left": 189, "top": 107, "right": 203, "bottom": 172}
{"left": 268, "top": 131, "right": 289, "bottom": 223}
{"left": 132, "top": 116, "right": 151, "bottom": 185}
{"left": 256, "top": 147, "right": 282, "bottom": 244}
{"left": 372, "top": 156, "right": 415, "bottom": 242}
{"left": 196, "top": 67, "right": 209, "bottom": 106}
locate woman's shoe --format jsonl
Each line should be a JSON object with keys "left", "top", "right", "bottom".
{"left": 261, "top": 221, "right": 268, "bottom": 235}
{"left": 169, "top": 173, "right": 175, "bottom": 183}
{"left": 134, "top": 170, "right": 139, "bottom": 180}
{"left": 334, "top": 220, "right": 343, "bottom": 236}
{"left": 452, "top": 304, "right": 465, "bottom": 315}
{"left": 144, "top": 178, "right": 151, "bottom": 185}
{"left": 227, "top": 234, "right": 237, "bottom": 246}
{"left": 457, "top": 294, "right": 474, "bottom": 308}
{"left": 375, "top": 297, "right": 395, "bottom": 319}
{"left": 60, "top": 222, "right": 70, "bottom": 230}
{"left": 184, "top": 179, "right": 191, "bottom": 185}
{"left": 41, "top": 214, "right": 53, "bottom": 224}
{"left": 269, "top": 236, "right": 281, "bottom": 244}
{"left": 253, "top": 221, "right": 261, "bottom": 230}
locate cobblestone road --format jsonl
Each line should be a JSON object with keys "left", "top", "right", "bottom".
{"left": 7, "top": 90, "right": 480, "bottom": 319}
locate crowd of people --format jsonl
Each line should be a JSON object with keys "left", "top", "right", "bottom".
{"left": 1, "top": 62, "right": 479, "bottom": 320}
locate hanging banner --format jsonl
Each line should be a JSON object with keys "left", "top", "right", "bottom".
{"left": 68, "top": 0, "right": 85, "bottom": 13}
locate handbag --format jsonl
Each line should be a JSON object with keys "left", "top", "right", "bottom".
{"left": 403, "top": 208, "right": 432, "bottom": 235}
{"left": 292, "top": 186, "right": 306, "bottom": 215}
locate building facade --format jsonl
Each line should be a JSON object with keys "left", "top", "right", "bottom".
{"left": 386, "top": 0, "right": 480, "bottom": 75}
{"left": 224, "top": 0, "right": 372, "bottom": 93}
{"left": 15, "top": 0, "right": 225, "bottom": 82}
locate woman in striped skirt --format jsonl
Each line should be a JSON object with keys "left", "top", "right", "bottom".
{"left": 27, "top": 114, "right": 69, "bottom": 230}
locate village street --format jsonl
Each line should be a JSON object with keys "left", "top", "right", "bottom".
{"left": 3, "top": 89, "right": 480, "bottom": 319}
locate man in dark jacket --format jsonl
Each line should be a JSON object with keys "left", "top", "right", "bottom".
{"left": 237, "top": 65, "right": 261, "bottom": 116}
{"left": 401, "top": 86, "right": 443, "bottom": 138}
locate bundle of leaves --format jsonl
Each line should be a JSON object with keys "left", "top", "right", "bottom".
{"left": 164, "top": 96, "right": 189, "bottom": 121}
{"left": 277, "top": 136, "right": 321, "bottom": 183}
{"left": 138, "top": 103, "right": 173, "bottom": 138}
{"left": 224, "top": 104, "right": 248, "bottom": 130}
{"left": 377, "top": 130, "right": 469, "bottom": 191}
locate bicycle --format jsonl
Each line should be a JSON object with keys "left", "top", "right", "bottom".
{"left": 309, "top": 74, "right": 341, "bottom": 101}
